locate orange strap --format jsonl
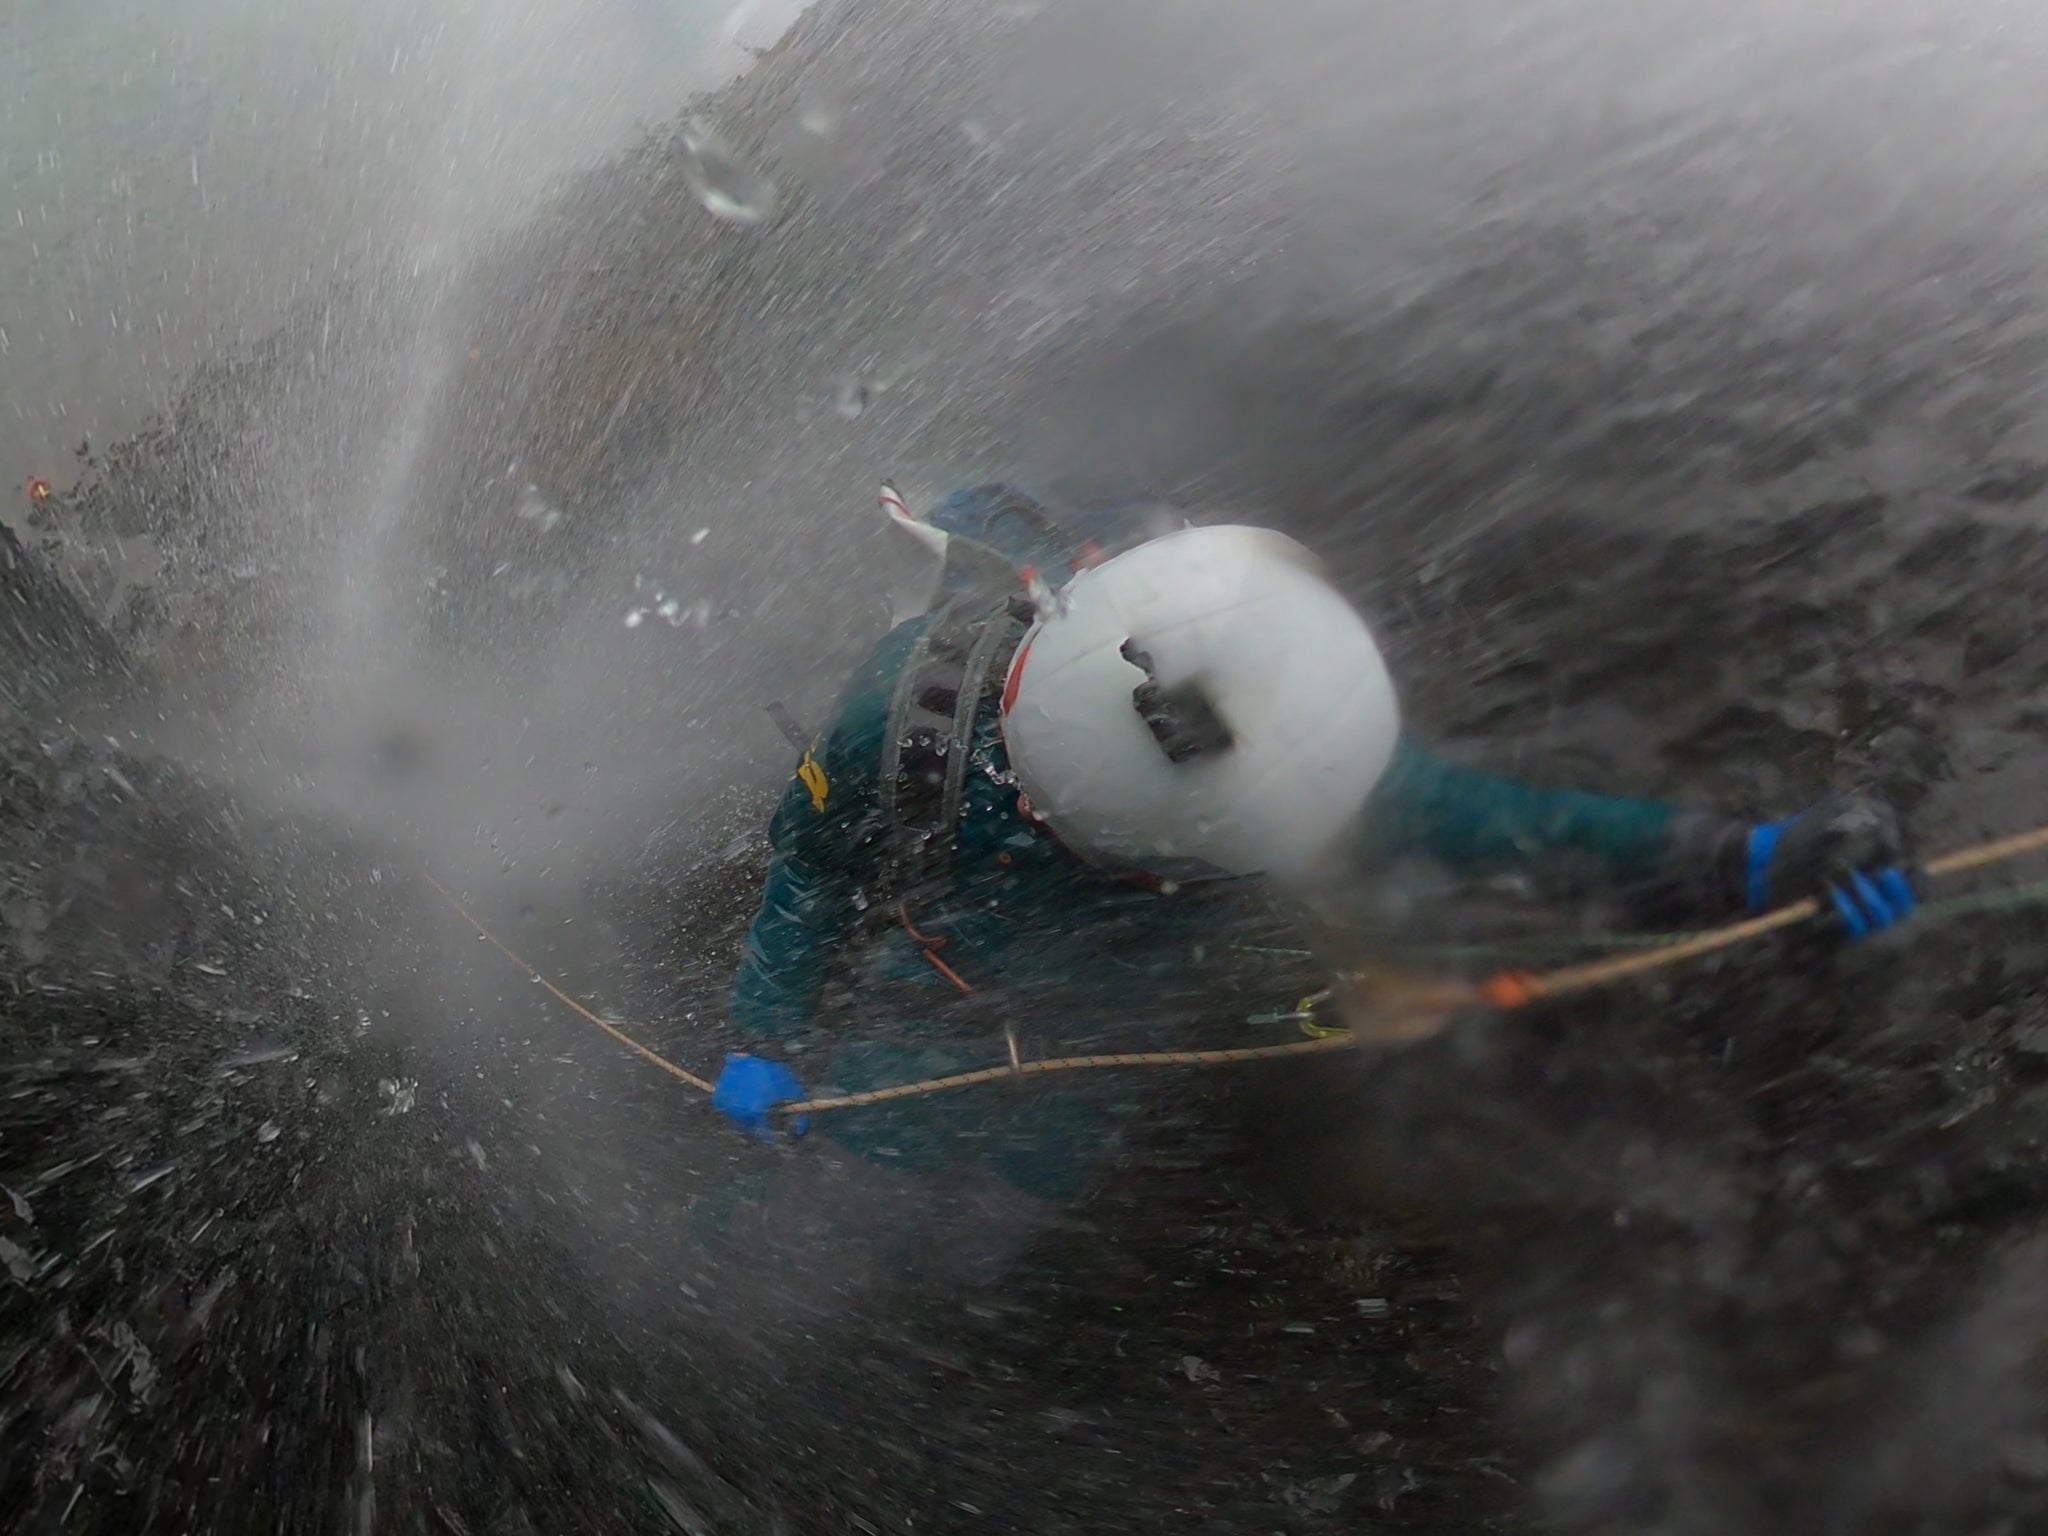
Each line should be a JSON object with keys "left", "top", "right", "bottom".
{"left": 1481, "top": 970, "right": 1539, "bottom": 1009}
{"left": 899, "top": 901, "right": 976, "bottom": 995}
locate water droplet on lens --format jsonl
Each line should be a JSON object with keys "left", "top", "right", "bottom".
{"left": 678, "top": 120, "right": 777, "bottom": 226}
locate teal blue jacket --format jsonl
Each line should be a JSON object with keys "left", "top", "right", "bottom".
{"left": 727, "top": 496, "right": 1685, "bottom": 1194}
{"left": 731, "top": 614, "right": 1679, "bottom": 1044}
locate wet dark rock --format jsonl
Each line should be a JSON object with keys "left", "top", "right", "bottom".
{"left": 1967, "top": 459, "right": 2048, "bottom": 504}
{"left": 1966, "top": 608, "right": 2034, "bottom": 675}
{"left": 1897, "top": 518, "right": 1989, "bottom": 576}
{"left": 0, "top": 522, "right": 128, "bottom": 715}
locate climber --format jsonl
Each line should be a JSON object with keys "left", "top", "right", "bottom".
{"left": 708, "top": 484, "right": 1917, "bottom": 1191}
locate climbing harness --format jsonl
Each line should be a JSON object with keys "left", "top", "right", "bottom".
{"left": 420, "top": 820, "right": 2048, "bottom": 1123}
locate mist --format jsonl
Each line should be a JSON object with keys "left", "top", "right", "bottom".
{"left": 30, "top": 0, "right": 2048, "bottom": 887}
{"left": 1, "top": 0, "right": 732, "bottom": 501}
{"left": 14, "top": 0, "right": 2048, "bottom": 1530}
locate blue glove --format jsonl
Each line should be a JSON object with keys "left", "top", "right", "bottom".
{"left": 711, "top": 1052, "right": 809, "bottom": 1141}
{"left": 1745, "top": 794, "right": 1918, "bottom": 939}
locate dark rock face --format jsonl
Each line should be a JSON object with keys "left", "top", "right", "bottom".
{"left": 1271, "top": 492, "right": 2048, "bottom": 1536}
{"left": 0, "top": 522, "right": 127, "bottom": 716}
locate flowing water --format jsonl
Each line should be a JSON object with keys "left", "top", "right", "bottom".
{"left": 14, "top": 1, "right": 2048, "bottom": 1531}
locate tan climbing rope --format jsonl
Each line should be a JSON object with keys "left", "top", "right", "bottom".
{"left": 420, "top": 868, "right": 715, "bottom": 1093}
{"left": 418, "top": 820, "right": 2048, "bottom": 1120}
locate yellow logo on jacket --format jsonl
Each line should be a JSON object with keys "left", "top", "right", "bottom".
{"left": 797, "top": 749, "right": 829, "bottom": 812}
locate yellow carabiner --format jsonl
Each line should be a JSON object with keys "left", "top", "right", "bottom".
{"left": 797, "top": 748, "right": 830, "bottom": 813}
{"left": 1296, "top": 988, "right": 1344, "bottom": 1040}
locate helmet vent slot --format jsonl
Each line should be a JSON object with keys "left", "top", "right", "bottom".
{"left": 1120, "top": 640, "right": 1235, "bottom": 764}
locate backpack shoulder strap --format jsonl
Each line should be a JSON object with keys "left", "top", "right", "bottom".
{"left": 880, "top": 590, "right": 1032, "bottom": 901}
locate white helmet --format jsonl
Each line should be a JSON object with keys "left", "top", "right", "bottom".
{"left": 999, "top": 524, "right": 1400, "bottom": 883}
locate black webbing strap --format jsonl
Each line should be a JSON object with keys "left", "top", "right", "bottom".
{"left": 879, "top": 590, "right": 1033, "bottom": 902}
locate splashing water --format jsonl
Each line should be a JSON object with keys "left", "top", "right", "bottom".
{"left": 378, "top": 1079, "right": 417, "bottom": 1117}
{"left": 516, "top": 484, "right": 565, "bottom": 533}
